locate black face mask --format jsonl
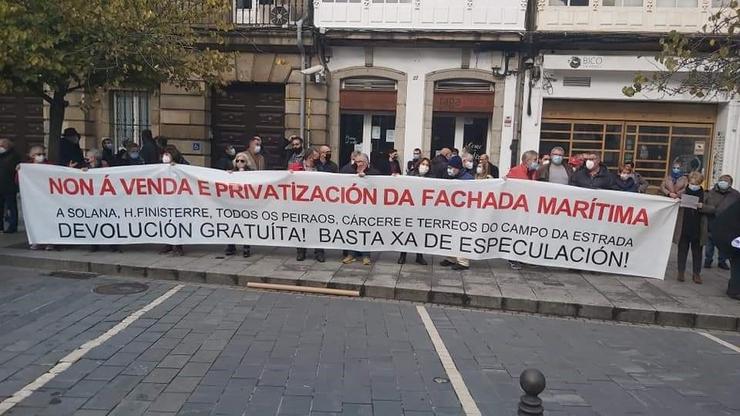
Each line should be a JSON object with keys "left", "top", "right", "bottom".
{"left": 292, "top": 147, "right": 302, "bottom": 154}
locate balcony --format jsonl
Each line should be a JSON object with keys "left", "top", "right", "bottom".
{"left": 233, "top": 0, "right": 309, "bottom": 26}
{"left": 314, "top": 0, "right": 526, "bottom": 32}
{"left": 537, "top": 1, "right": 724, "bottom": 33}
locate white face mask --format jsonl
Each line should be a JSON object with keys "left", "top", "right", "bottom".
{"left": 620, "top": 173, "right": 630, "bottom": 180}
{"left": 162, "top": 154, "right": 172, "bottom": 164}
{"left": 226, "top": 148, "right": 236, "bottom": 156}
{"left": 0, "top": 147, "right": 7, "bottom": 154}
{"left": 585, "top": 160, "right": 596, "bottom": 170}
{"left": 418, "top": 165, "right": 429, "bottom": 175}
{"left": 447, "top": 167, "right": 456, "bottom": 177}
{"left": 34, "top": 155, "right": 45, "bottom": 163}
{"left": 476, "top": 165, "right": 483, "bottom": 174}
{"left": 254, "top": 145, "right": 261, "bottom": 154}
{"left": 464, "top": 161, "right": 474, "bottom": 170}
{"left": 688, "top": 184, "right": 701, "bottom": 191}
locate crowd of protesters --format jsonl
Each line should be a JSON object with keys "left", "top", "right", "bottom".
{"left": 0, "top": 132, "right": 738, "bottom": 300}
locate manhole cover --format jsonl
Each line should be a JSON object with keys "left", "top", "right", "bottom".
{"left": 433, "top": 377, "right": 450, "bottom": 384}
{"left": 94, "top": 283, "right": 149, "bottom": 295}
{"left": 47, "top": 271, "right": 99, "bottom": 280}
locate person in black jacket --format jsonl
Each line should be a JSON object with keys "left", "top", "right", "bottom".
{"left": 139, "top": 129, "right": 159, "bottom": 164}
{"left": 380, "top": 148, "right": 402, "bottom": 176}
{"left": 406, "top": 148, "right": 422, "bottom": 175}
{"left": 570, "top": 153, "right": 613, "bottom": 190}
{"left": 430, "top": 148, "right": 452, "bottom": 178}
{"left": 101, "top": 137, "right": 117, "bottom": 167}
{"left": 710, "top": 198, "right": 740, "bottom": 300}
{"left": 317, "top": 145, "right": 338, "bottom": 173}
{"left": 58, "top": 127, "right": 85, "bottom": 168}
{"left": 0, "top": 138, "right": 21, "bottom": 233}
{"left": 214, "top": 145, "right": 236, "bottom": 171}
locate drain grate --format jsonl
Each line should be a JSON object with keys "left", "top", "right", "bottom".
{"left": 47, "top": 271, "right": 99, "bottom": 280}
{"left": 93, "top": 282, "right": 149, "bottom": 295}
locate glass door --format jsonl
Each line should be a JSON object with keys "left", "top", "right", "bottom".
{"left": 462, "top": 117, "right": 489, "bottom": 160}
{"left": 370, "top": 114, "right": 397, "bottom": 163}
{"left": 340, "top": 114, "right": 364, "bottom": 166}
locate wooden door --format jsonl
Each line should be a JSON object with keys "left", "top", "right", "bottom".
{"left": 211, "top": 83, "right": 285, "bottom": 170}
{"left": 0, "top": 94, "right": 44, "bottom": 156}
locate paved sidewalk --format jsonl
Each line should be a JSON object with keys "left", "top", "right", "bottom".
{"left": 1, "top": 232, "right": 738, "bottom": 331}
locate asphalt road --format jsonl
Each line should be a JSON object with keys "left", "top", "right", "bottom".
{"left": 0, "top": 265, "right": 738, "bottom": 416}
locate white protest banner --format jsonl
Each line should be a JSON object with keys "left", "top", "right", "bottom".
{"left": 19, "top": 164, "right": 679, "bottom": 279}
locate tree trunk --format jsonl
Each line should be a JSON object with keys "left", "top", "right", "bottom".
{"left": 47, "top": 89, "right": 67, "bottom": 162}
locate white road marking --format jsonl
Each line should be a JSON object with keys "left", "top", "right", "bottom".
{"left": 0, "top": 284, "right": 184, "bottom": 415}
{"left": 416, "top": 305, "right": 482, "bottom": 416}
{"left": 697, "top": 331, "right": 740, "bottom": 353}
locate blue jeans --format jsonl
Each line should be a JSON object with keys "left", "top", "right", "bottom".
{"left": 1, "top": 193, "right": 18, "bottom": 232}
{"left": 705, "top": 235, "right": 728, "bottom": 264}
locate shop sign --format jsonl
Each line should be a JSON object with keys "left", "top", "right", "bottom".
{"left": 568, "top": 56, "right": 604, "bottom": 70}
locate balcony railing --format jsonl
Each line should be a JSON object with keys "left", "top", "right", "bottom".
{"left": 233, "top": 0, "right": 309, "bottom": 26}
{"left": 537, "top": 1, "right": 726, "bottom": 33}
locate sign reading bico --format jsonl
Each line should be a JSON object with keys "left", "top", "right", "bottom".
{"left": 19, "top": 164, "right": 679, "bottom": 279}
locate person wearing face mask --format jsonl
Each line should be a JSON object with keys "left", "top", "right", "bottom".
{"left": 661, "top": 162, "right": 688, "bottom": 198}
{"left": 100, "top": 138, "right": 117, "bottom": 166}
{"left": 673, "top": 171, "right": 708, "bottom": 284}
{"left": 241, "top": 136, "right": 265, "bottom": 171}
{"left": 536, "top": 147, "right": 572, "bottom": 185}
{"left": 475, "top": 159, "right": 494, "bottom": 179}
{"left": 396, "top": 157, "right": 431, "bottom": 266}
{"left": 506, "top": 150, "right": 539, "bottom": 180}
{"left": 703, "top": 175, "right": 739, "bottom": 270}
{"left": 381, "top": 148, "right": 402, "bottom": 176}
{"left": 214, "top": 144, "right": 237, "bottom": 171}
{"left": 285, "top": 135, "right": 305, "bottom": 169}
{"left": 461, "top": 153, "right": 475, "bottom": 176}
{"left": 339, "top": 150, "right": 362, "bottom": 174}
{"left": 159, "top": 145, "right": 188, "bottom": 257}
{"left": 438, "top": 156, "right": 473, "bottom": 270}
{"left": 317, "top": 145, "right": 338, "bottom": 173}
{"left": 612, "top": 165, "right": 639, "bottom": 192}
{"left": 622, "top": 162, "right": 648, "bottom": 193}
{"left": 119, "top": 142, "right": 145, "bottom": 166}
{"left": 570, "top": 153, "right": 613, "bottom": 190}
{"left": 407, "top": 148, "right": 422, "bottom": 175}
{"left": 342, "top": 153, "right": 380, "bottom": 266}
{"left": 295, "top": 148, "right": 326, "bottom": 262}
{"left": 0, "top": 138, "right": 21, "bottom": 234}
{"left": 224, "top": 151, "right": 253, "bottom": 258}
{"left": 20, "top": 145, "right": 53, "bottom": 249}
{"left": 58, "top": 127, "right": 85, "bottom": 168}
{"left": 476, "top": 153, "right": 499, "bottom": 179}
{"left": 81, "top": 149, "right": 120, "bottom": 253}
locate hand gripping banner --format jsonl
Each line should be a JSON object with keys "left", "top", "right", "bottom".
{"left": 19, "top": 164, "right": 679, "bottom": 279}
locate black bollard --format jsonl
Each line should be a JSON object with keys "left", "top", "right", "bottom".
{"left": 518, "top": 368, "right": 546, "bottom": 416}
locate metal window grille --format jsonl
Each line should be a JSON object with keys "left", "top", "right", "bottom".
{"left": 110, "top": 90, "right": 150, "bottom": 148}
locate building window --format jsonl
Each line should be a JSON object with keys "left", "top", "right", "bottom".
{"left": 548, "top": 0, "right": 589, "bottom": 5}
{"left": 711, "top": 0, "right": 733, "bottom": 6}
{"left": 111, "top": 90, "right": 150, "bottom": 148}
{"left": 603, "top": 0, "right": 643, "bottom": 6}
{"left": 539, "top": 120, "right": 712, "bottom": 190}
{"left": 656, "top": 0, "right": 697, "bottom": 7}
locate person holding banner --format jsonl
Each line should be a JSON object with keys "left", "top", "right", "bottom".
{"left": 431, "top": 148, "right": 452, "bottom": 179}
{"left": 214, "top": 144, "right": 236, "bottom": 171}
{"left": 297, "top": 147, "right": 325, "bottom": 262}
{"left": 673, "top": 171, "right": 707, "bottom": 284}
{"left": 317, "top": 146, "right": 338, "bottom": 173}
{"left": 661, "top": 161, "right": 688, "bottom": 198}
{"left": 224, "top": 152, "right": 252, "bottom": 258}
{"left": 159, "top": 145, "right": 187, "bottom": 256}
{"left": 342, "top": 153, "right": 379, "bottom": 266}
{"left": 397, "top": 158, "right": 430, "bottom": 266}
{"left": 506, "top": 150, "right": 539, "bottom": 181}
{"left": 570, "top": 153, "right": 613, "bottom": 190}
{"left": 439, "top": 156, "right": 473, "bottom": 270}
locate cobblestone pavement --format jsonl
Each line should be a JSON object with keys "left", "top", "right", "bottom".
{"left": 0, "top": 265, "right": 738, "bottom": 416}
{"left": 1, "top": 231, "right": 739, "bottom": 331}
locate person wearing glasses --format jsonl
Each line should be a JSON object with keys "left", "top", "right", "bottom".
{"left": 223, "top": 152, "right": 253, "bottom": 258}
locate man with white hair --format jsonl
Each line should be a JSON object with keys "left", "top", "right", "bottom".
{"left": 342, "top": 153, "right": 380, "bottom": 266}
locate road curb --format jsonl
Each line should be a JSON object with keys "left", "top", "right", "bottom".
{"left": 1, "top": 253, "right": 738, "bottom": 332}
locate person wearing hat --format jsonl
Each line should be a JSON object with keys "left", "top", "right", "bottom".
{"left": 58, "top": 127, "right": 85, "bottom": 168}
{"left": 439, "top": 155, "right": 473, "bottom": 270}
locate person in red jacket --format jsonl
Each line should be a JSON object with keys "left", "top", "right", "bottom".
{"left": 506, "top": 150, "right": 539, "bottom": 180}
{"left": 505, "top": 150, "right": 540, "bottom": 270}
